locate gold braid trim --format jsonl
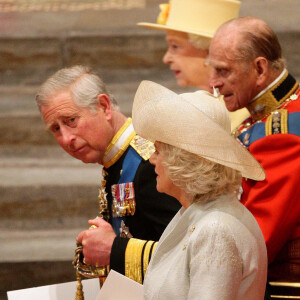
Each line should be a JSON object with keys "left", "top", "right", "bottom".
{"left": 103, "top": 118, "right": 135, "bottom": 169}
{"left": 152, "top": 241, "right": 158, "bottom": 255}
{"left": 125, "top": 238, "right": 147, "bottom": 284}
{"left": 104, "top": 131, "right": 135, "bottom": 168}
{"left": 281, "top": 109, "right": 288, "bottom": 134}
{"left": 104, "top": 118, "right": 132, "bottom": 155}
{"left": 142, "top": 241, "right": 157, "bottom": 279}
{"left": 125, "top": 239, "right": 158, "bottom": 284}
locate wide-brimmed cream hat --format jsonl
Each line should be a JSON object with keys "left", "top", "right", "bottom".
{"left": 138, "top": 0, "right": 240, "bottom": 39}
{"left": 132, "top": 81, "right": 265, "bottom": 181}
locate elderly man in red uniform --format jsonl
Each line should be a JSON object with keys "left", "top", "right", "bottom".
{"left": 209, "top": 16, "right": 300, "bottom": 285}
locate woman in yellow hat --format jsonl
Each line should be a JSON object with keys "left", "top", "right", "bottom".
{"left": 138, "top": 0, "right": 249, "bottom": 130}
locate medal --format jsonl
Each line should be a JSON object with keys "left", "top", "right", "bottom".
{"left": 111, "top": 182, "right": 136, "bottom": 217}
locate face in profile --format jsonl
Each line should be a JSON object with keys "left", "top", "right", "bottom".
{"left": 163, "top": 30, "right": 211, "bottom": 90}
{"left": 41, "top": 90, "right": 114, "bottom": 164}
{"left": 149, "top": 142, "right": 179, "bottom": 198}
{"left": 208, "top": 31, "right": 259, "bottom": 111}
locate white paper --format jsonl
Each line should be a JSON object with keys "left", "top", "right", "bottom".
{"left": 7, "top": 278, "right": 100, "bottom": 300}
{"left": 96, "top": 270, "right": 143, "bottom": 300}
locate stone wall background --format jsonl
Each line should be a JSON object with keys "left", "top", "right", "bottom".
{"left": 0, "top": 1, "right": 299, "bottom": 298}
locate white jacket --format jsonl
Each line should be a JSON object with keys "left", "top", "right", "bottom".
{"left": 144, "top": 193, "right": 267, "bottom": 300}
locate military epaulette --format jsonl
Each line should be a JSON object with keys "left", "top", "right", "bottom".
{"left": 265, "top": 109, "right": 288, "bottom": 136}
{"left": 125, "top": 238, "right": 158, "bottom": 284}
{"left": 130, "top": 135, "right": 155, "bottom": 161}
{"left": 265, "top": 109, "right": 300, "bottom": 137}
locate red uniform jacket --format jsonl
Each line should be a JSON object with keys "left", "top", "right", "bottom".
{"left": 236, "top": 73, "right": 300, "bottom": 280}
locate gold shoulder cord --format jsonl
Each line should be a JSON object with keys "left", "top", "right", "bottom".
{"left": 72, "top": 168, "right": 110, "bottom": 300}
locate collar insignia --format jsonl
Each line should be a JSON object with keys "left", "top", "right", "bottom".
{"left": 247, "top": 72, "right": 298, "bottom": 121}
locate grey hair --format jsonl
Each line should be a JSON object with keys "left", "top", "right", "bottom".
{"left": 159, "top": 142, "right": 242, "bottom": 203}
{"left": 188, "top": 33, "right": 211, "bottom": 51}
{"left": 222, "top": 17, "right": 286, "bottom": 71}
{"left": 36, "top": 65, "right": 119, "bottom": 112}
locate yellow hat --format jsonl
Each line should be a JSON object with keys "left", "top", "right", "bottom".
{"left": 138, "top": 0, "right": 240, "bottom": 38}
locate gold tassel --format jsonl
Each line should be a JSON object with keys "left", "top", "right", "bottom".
{"left": 75, "top": 271, "right": 84, "bottom": 300}
{"left": 73, "top": 168, "right": 110, "bottom": 299}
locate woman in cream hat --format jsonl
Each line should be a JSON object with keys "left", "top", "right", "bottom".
{"left": 138, "top": 0, "right": 249, "bottom": 130}
{"left": 132, "top": 80, "right": 267, "bottom": 300}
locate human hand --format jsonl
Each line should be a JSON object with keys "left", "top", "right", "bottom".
{"left": 77, "top": 217, "right": 116, "bottom": 266}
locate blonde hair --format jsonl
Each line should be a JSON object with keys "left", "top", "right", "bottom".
{"left": 159, "top": 142, "right": 242, "bottom": 203}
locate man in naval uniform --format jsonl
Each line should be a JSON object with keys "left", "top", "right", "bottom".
{"left": 36, "top": 65, "right": 181, "bottom": 284}
{"left": 209, "top": 17, "right": 300, "bottom": 285}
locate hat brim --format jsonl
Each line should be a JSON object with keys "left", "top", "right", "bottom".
{"left": 132, "top": 81, "right": 266, "bottom": 181}
{"left": 137, "top": 22, "right": 213, "bottom": 39}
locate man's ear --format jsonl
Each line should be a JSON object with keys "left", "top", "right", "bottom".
{"left": 254, "top": 57, "right": 269, "bottom": 87}
{"left": 97, "top": 94, "right": 113, "bottom": 120}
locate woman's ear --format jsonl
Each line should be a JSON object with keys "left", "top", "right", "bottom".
{"left": 254, "top": 57, "right": 269, "bottom": 87}
{"left": 97, "top": 94, "right": 113, "bottom": 120}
